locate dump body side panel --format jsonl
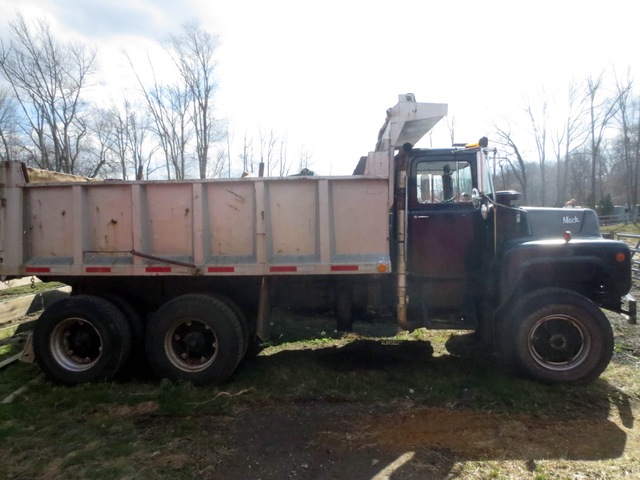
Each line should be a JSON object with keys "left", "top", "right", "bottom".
{"left": 0, "top": 162, "right": 392, "bottom": 279}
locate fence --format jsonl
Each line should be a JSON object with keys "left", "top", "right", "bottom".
{"left": 599, "top": 215, "right": 623, "bottom": 226}
{"left": 598, "top": 213, "right": 638, "bottom": 226}
{"left": 615, "top": 233, "right": 640, "bottom": 283}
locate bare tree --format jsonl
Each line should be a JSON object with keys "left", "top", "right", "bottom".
{"left": 277, "top": 135, "right": 290, "bottom": 177}
{"left": 585, "top": 73, "right": 625, "bottom": 207}
{"left": 127, "top": 48, "right": 193, "bottom": 179}
{"left": 260, "top": 128, "right": 277, "bottom": 177}
{"left": 238, "top": 131, "right": 254, "bottom": 175}
{"left": 97, "top": 99, "right": 156, "bottom": 180}
{"left": 209, "top": 146, "right": 226, "bottom": 178}
{"left": 525, "top": 92, "right": 549, "bottom": 205}
{"left": 551, "top": 80, "right": 589, "bottom": 206}
{"left": 297, "top": 145, "right": 313, "bottom": 173}
{"left": 446, "top": 115, "right": 456, "bottom": 145}
{"left": 569, "top": 148, "right": 592, "bottom": 205}
{"left": 493, "top": 122, "right": 528, "bottom": 202}
{"left": 164, "top": 20, "right": 222, "bottom": 179}
{"left": 613, "top": 72, "right": 639, "bottom": 219}
{"left": 224, "top": 120, "right": 232, "bottom": 178}
{"left": 0, "top": 13, "right": 97, "bottom": 174}
{"left": 0, "top": 87, "right": 18, "bottom": 161}
{"left": 87, "top": 109, "right": 117, "bottom": 178}
{"left": 126, "top": 101, "right": 159, "bottom": 180}
{"left": 102, "top": 105, "right": 130, "bottom": 180}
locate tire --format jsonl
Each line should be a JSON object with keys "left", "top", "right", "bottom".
{"left": 100, "top": 294, "right": 148, "bottom": 374}
{"left": 504, "top": 288, "right": 613, "bottom": 384}
{"left": 209, "top": 294, "right": 251, "bottom": 359}
{"left": 145, "top": 294, "right": 244, "bottom": 385}
{"left": 33, "top": 295, "right": 133, "bottom": 385}
{"left": 100, "top": 294, "right": 145, "bottom": 351}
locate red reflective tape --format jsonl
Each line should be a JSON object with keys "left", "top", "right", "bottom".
{"left": 208, "top": 266, "right": 235, "bottom": 273}
{"left": 86, "top": 267, "right": 111, "bottom": 273}
{"left": 270, "top": 266, "right": 297, "bottom": 272}
{"left": 26, "top": 267, "right": 50, "bottom": 273}
{"left": 331, "top": 265, "right": 359, "bottom": 272}
{"left": 146, "top": 266, "right": 171, "bottom": 273}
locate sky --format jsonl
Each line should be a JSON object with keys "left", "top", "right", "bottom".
{"left": 1, "top": 0, "right": 639, "bottom": 176}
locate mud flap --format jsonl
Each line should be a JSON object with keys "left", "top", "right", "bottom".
{"left": 623, "top": 293, "right": 636, "bottom": 325}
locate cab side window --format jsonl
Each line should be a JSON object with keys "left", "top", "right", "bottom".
{"left": 416, "top": 160, "right": 473, "bottom": 204}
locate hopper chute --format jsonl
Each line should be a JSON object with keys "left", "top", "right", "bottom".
{"left": 375, "top": 93, "right": 448, "bottom": 152}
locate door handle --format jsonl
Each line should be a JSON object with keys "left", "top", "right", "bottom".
{"left": 413, "top": 215, "right": 430, "bottom": 219}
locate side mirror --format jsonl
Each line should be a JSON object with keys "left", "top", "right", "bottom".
{"left": 471, "top": 188, "right": 483, "bottom": 209}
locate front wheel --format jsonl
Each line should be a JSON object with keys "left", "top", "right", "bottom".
{"left": 504, "top": 289, "right": 613, "bottom": 384}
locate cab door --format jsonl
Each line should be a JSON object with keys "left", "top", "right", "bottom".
{"left": 406, "top": 155, "right": 484, "bottom": 327}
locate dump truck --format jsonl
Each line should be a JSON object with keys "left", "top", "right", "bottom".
{"left": 0, "top": 94, "right": 634, "bottom": 386}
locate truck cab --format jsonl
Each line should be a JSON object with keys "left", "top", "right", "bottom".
{"left": 398, "top": 140, "right": 634, "bottom": 384}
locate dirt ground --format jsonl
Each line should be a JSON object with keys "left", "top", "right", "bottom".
{"left": 214, "top": 306, "right": 640, "bottom": 479}
{"left": 218, "top": 399, "right": 638, "bottom": 480}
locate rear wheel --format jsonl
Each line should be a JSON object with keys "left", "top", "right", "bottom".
{"left": 100, "top": 294, "right": 148, "bottom": 375}
{"left": 100, "top": 294, "right": 145, "bottom": 351}
{"left": 145, "top": 294, "right": 244, "bottom": 385}
{"left": 33, "top": 295, "right": 132, "bottom": 385}
{"left": 210, "top": 294, "right": 252, "bottom": 359}
{"left": 504, "top": 289, "right": 613, "bottom": 384}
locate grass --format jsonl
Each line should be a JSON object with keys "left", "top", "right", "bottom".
{"left": 0, "top": 344, "right": 13, "bottom": 357}
{"left": 0, "top": 281, "right": 65, "bottom": 363}
{"left": 0, "top": 371, "right": 232, "bottom": 479}
{"left": 0, "top": 330, "right": 29, "bottom": 365}
{"left": 0, "top": 280, "right": 66, "bottom": 300}
{"left": 0, "top": 316, "right": 37, "bottom": 362}
{"left": 0, "top": 307, "right": 638, "bottom": 479}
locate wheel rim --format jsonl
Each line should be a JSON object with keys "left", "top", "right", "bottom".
{"left": 50, "top": 318, "right": 103, "bottom": 372}
{"left": 528, "top": 314, "right": 590, "bottom": 371}
{"left": 165, "top": 318, "right": 218, "bottom": 372}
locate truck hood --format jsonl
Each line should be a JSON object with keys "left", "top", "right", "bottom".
{"left": 522, "top": 207, "right": 601, "bottom": 239}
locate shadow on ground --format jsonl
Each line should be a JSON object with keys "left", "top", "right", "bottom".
{"left": 222, "top": 386, "right": 632, "bottom": 480}
{"left": 221, "top": 331, "right": 635, "bottom": 480}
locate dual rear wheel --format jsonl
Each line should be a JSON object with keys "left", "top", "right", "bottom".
{"left": 33, "top": 293, "right": 248, "bottom": 386}
{"left": 33, "top": 295, "right": 133, "bottom": 385}
{"left": 145, "top": 294, "right": 245, "bottom": 385}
